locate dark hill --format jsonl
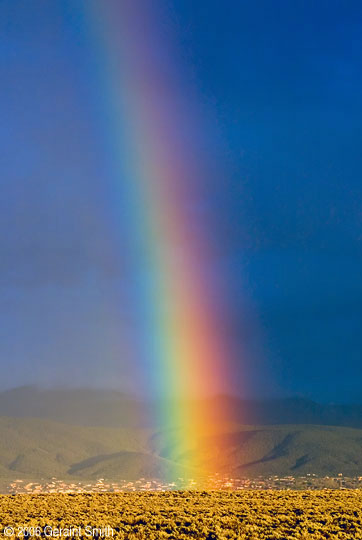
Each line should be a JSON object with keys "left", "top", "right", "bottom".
{"left": 1, "top": 387, "right": 362, "bottom": 429}
{"left": 0, "top": 416, "right": 361, "bottom": 479}
{"left": 0, "top": 386, "right": 149, "bottom": 428}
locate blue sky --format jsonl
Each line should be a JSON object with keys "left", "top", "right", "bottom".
{"left": 0, "top": 0, "right": 361, "bottom": 401}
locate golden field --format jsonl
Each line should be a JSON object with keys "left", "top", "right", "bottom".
{"left": 1, "top": 490, "right": 362, "bottom": 539}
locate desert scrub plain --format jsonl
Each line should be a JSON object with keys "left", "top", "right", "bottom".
{"left": 1, "top": 491, "right": 362, "bottom": 539}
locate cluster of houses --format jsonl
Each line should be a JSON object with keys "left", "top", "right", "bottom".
{"left": 6, "top": 477, "right": 197, "bottom": 494}
{"left": 5, "top": 474, "right": 362, "bottom": 494}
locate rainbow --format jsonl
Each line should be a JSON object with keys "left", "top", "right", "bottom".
{"left": 84, "top": 0, "right": 235, "bottom": 480}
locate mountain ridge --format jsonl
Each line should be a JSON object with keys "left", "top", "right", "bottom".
{"left": 0, "top": 415, "right": 361, "bottom": 479}
{"left": 1, "top": 386, "right": 362, "bottom": 429}
{"left": 0, "top": 386, "right": 360, "bottom": 481}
